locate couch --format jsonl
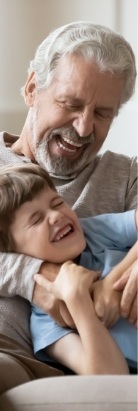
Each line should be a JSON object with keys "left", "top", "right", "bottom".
{"left": 0, "top": 375, "right": 137, "bottom": 411}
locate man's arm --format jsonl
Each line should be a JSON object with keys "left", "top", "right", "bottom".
{"left": 0, "top": 251, "right": 69, "bottom": 326}
{"left": 35, "top": 262, "right": 128, "bottom": 375}
{"left": 0, "top": 252, "right": 43, "bottom": 301}
{"left": 0, "top": 251, "right": 93, "bottom": 328}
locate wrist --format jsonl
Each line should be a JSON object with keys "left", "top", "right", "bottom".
{"left": 66, "top": 290, "right": 94, "bottom": 311}
{"left": 104, "top": 265, "right": 125, "bottom": 285}
{"left": 39, "top": 261, "right": 61, "bottom": 281}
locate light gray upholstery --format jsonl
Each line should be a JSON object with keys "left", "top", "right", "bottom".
{"left": 0, "top": 375, "right": 137, "bottom": 411}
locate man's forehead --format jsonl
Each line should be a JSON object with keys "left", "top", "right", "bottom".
{"left": 53, "top": 56, "right": 99, "bottom": 100}
{"left": 52, "top": 59, "right": 123, "bottom": 110}
{"left": 54, "top": 53, "right": 99, "bottom": 77}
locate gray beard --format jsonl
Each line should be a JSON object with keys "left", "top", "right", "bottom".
{"left": 30, "top": 123, "right": 95, "bottom": 179}
{"left": 35, "top": 138, "right": 95, "bottom": 179}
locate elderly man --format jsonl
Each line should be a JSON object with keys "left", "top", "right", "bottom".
{"left": 0, "top": 21, "right": 137, "bottom": 394}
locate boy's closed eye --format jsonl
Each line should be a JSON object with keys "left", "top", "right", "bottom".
{"left": 30, "top": 212, "right": 43, "bottom": 226}
{"left": 51, "top": 197, "right": 65, "bottom": 208}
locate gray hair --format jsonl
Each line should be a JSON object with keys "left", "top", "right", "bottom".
{"left": 22, "top": 21, "right": 137, "bottom": 106}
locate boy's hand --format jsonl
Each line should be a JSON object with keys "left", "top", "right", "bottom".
{"left": 33, "top": 261, "right": 100, "bottom": 327}
{"left": 92, "top": 277, "right": 121, "bottom": 327}
{"left": 34, "top": 261, "right": 99, "bottom": 302}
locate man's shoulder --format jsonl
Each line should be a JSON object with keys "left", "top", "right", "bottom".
{"left": 90, "top": 150, "right": 137, "bottom": 180}
{"left": 97, "top": 150, "right": 137, "bottom": 167}
{"left": 0, "top": 131, "right": 19, "bottom": 147}
{"left": 0, "top": 131, "right": 21, "bottom": 166}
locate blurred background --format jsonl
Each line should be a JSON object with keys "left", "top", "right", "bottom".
{"left": 0, "top": 0, "right": 137, "bottom": 156}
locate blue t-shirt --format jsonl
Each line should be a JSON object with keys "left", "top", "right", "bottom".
{"left": 31, "top": 210, "right": 138, "bottom": 367}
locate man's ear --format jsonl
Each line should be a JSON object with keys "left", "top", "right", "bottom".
{"left": 24, "top": 72, "right": 36, "bottom": 106}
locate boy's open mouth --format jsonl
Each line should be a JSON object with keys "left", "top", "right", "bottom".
{"left": 52, "top": 224, "right": 74, "bottom": 242}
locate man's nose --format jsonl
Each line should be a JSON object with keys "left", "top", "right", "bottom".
{"left": 72, "top": 111, "right": 94, "bottom": 137}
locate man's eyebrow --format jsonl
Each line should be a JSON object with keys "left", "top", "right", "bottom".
{"left": 58, "top": 94, "right": 83, "bottom": 103}
{"left": 95, "top": 106, "right": 114, "bottom": 112}
{"left": 96, "top": 106, "right": 118, "bottom": 116}
{"left": 60, "top": 98, "right": 115, "bottom": 110}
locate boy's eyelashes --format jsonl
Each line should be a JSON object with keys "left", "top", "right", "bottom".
{"left": 31, "top": 214, "right": 43, "bottom": 226}
{"left": 33, "top": 217, "right": 42, "bottom": 225}
{"left": 51, "top": 196, "right": 65, "bottom": 208}
{"left": 31, "top": 201, "right": 65, "bottom": 226}
{"left": 52, "top": 200, "right": 64, "bottom": 208}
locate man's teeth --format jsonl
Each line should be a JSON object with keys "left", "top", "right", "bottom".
{"left": 57, "top": 140, "right": 76, "bottom": 152}
{"left": 62, "top": 137, "right": 83, "bottom": 147}
{"left": 57, "top": 136, "right": 83, "bottom": 152}
{"left": 54, "top": 226, "right": 72, "bottom": 241}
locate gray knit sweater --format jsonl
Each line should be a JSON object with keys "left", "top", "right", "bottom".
{"left": 0, "top": 131, "right": 137, "bottom": 349}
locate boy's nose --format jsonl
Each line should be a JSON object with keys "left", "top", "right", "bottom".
{"left": 48, "top": 210, "right": 63, "bottom": 225}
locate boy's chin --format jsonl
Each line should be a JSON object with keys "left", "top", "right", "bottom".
{"left": 67, "top": 242, "right": 86, "bottom": 261}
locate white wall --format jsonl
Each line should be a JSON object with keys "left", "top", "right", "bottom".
{"left": 0, "top": 0, "right": 137, "bottom": 156}
{"left": 100, "top": 0, "right": 138, "bottom": 157}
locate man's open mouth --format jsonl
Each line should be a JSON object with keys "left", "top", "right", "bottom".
{"left": 56, "top": 135, "right": 83, "bottom": 153}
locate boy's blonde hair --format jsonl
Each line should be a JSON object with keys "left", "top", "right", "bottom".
{"left": 0, "top": 163, "right": 56, "bottom": 252}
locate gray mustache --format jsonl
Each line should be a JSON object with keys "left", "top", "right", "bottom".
{"left": 49, "top": 127, "right": 95, "bottom": 145}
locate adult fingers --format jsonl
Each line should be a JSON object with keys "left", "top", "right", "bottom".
{"left": 127, "top": 293, "right": 138, "bottom": 327}
{"left": 120, "top": 271, "right": 137, "bottom": 318}
{"left": 113, "top": 272, "right": 129, "bottom": 291}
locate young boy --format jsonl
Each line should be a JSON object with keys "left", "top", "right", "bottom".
{"left": 0, "top": 163, "right": 137, "bottom": 375}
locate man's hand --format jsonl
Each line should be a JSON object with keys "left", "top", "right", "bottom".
{"left": 92, "top": 277, "right": 121, "bottom": 327}
{"left": 93, "top": 241, "right": 138, "bottom": 328}
{"left": 113, "top": 260, "right": 138, "bottom": 327}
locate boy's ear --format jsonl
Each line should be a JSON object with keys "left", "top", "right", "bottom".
{"left": 24, "top": 72, "right": 36, "bottom": 106}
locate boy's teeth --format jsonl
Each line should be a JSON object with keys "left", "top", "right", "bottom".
{"left": 54, "top": 226, "right": 72, "bottom": 241}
